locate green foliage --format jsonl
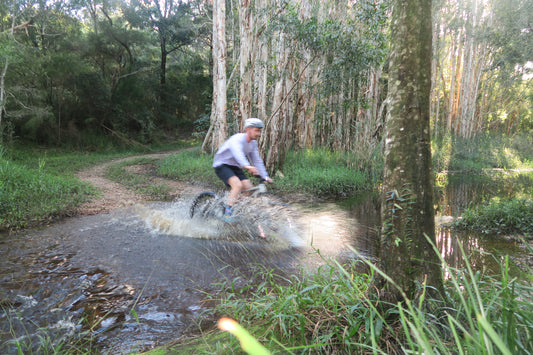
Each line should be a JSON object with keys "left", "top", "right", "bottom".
{"left": 454, "top": 197, "right": 533, "bottom": 236}
{"left": 433, "top": 132, "right": 533, "bottom": 172}
{"left": 104, "top": 158, "right": 174, "bottom": 201}
{"left": 205, "top": 246, "right": 533, "bottom": 354}
{"left": 1, "top": 0, "right": 210, "bottom": 146}
{"left": 0, "top": 155, "right": 94, "bottom": 230}
{"left": 0, "top": 145, "right": 129, "bottom": 231}
{"left": 210, "top": 263, "right": 375, "bottom": 354}
{"left": 157, "top": 147, "right": 225, "bottom": 188}
{"left": 157, "top": 147, "right": 380, "bottom": 197}
{"left": 275, "top": 149, "right": 378, "bottom": 196}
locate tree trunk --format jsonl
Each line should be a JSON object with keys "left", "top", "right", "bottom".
{"left": 377, "top": 0, "right": 443, "bottom": 302}
{"left": 202, "top": 0, "right": 228, "bottom": 153}
{"left": 253, "top": 0, "right": 268, "bottom": 123}
{"left": 0, "top": 58, "right": 7, "bottom": 145}
{"left": 238, "top": 0, "right": 253, "bottom": 126}
{"left": 264, "top": 32, "right": 289, "bottom": 173}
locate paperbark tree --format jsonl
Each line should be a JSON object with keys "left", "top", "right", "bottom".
{"left": 202, "top": 0, "right": 227, "bottom": 153}
{"left": 238, "top": 0, "right": 253, "bottom": 125}
{"left": 378, "top": 0, "right": 443, "bottom": 301}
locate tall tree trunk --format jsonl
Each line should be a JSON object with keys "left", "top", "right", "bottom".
{"left": 264, "top": 31, "right": 289, "bottom": 173}
{"left": 253, "top": 0, "right": 268, "bottom": 123}
{"left": 202, "top": 0, "right": 228, "bottom": 153}
{"left": 294, "top": 0, "right": 316, "bottom": 149}
{"left": 238, "top": 0, "right": 253, "bottom": 126}
{"left": 0, "top": 58, "right": 7, "bottom": 145}
{"left": 377, "top": 0, "right": 443, "bottom": 302}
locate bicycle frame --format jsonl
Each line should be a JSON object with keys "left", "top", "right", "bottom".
{"left": 242, "top": 183, "right": 267, "bottom": 197}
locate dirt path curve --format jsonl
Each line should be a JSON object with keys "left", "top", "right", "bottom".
{"left": 74, "top": 150, "right": 203, "bottom": 215}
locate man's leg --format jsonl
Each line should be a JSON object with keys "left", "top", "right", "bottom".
{"left": 227, "top": 177, "right": 253, "bottom": 204}
{"left": 225, "top": 177, "right": 253, "bottom": 217}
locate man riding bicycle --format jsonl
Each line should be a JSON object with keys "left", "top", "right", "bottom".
{"left": 213, "top": 118, "right": 273, "bottom": 221}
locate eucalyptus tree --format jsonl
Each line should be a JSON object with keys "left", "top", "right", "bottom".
{"left": 378, "top": 0, "right": 443, "bottom": 301}
{"left": 202, "top": 0, "right": 227, "bottom": 153}
{"left": 431, "top": 0, "right": 533, "bottom": 139}
{"left": 218, "top": 0, "right": 388, "bottom": 173}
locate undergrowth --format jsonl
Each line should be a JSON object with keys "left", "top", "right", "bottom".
{"left": 0, "top": 155, "right": 96, "bottom": 231}
{"left": 157, "top": 147, "right": 225, "bottom": 189}
{"left": 454, "top": 197, "right": 533, "bottom": 236}
{"left": 157, "top": 147, "right": 381, "bottom": 197}
{"left": 170, "top": 244, "right": 533, "bottom": 354}
{"left": 432, "top": 131, "right": 533, "bottom": 172}
{"left": 104, "top": 157, "right": 174, "bottom": 200}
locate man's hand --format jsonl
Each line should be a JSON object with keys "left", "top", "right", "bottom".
{"left": 265, "top": 177, "right": 273, "bottom": 184}
{"left": 244, "top": 165, "right": 259, "bottom": 175}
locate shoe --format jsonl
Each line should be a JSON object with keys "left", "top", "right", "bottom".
{"left": 221, "top": 215, "right": 235, "bottom": 223}
{"left": 222, "top": 205, "right": 235, "bottom": 223}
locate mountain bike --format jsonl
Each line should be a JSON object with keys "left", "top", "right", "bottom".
{"left": 189, "top": 181, "right": 268, "bottom": 220}
{"left": 189, "top": 180, "right": 300, "bottom": 244}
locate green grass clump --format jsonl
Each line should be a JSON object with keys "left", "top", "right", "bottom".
{"left": 275, "top": 149, "right": 379, "bottom": 197}
{"left": 433, "top": 132, "right": 533, "bottom": 173}
{"left": 104, "top": 157, "right": 174, "bottom": 200}
{"left": 0, "top": 156, "right": 95, "bottom": 230}
{"left": 454, "top": 197, "right": 533, "bottom": 236}
{"left": 157, "top": 147, "right": 225, "bottom": 189}
{"left": 193, "top": 245, "right": 533, "bottom": 354}
{"left": 157, "top": 147, "right": 380, "bottom": 197}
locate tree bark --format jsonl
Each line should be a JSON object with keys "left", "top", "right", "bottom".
{"left": 202, "top": 0, "right": 228, "bottom": 153}
{"left": 378, "top": 0, "right": 443, "bottom": 302}
{"left": 238, "top": 0, "right": 253, "bottom": 126}
{"left": 0, "top": 58, "right": 7, "bottom": 145}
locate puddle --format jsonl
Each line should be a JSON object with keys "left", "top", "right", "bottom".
{"left": 1, "top": 173, "right": 531, "bottom": 353}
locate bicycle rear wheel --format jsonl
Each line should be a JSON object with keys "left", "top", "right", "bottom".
{"left": 190, "top": 191, "right": 225, "bottom": 219}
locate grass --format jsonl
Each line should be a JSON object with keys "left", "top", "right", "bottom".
{"left": 453, "top": 197, "right": 533, "bottom": 236}
{"left": 104, "top": 157, "right": 175, "bottom": 201}
{"left": 432, "top": 131, "right": 533, "bottom": 173}
{"left": 0, "top": 142, "right": 183, "bottom": 231}
{"left": 157, "top": 147, "right": 225, "bottom": 189}
{"left": 1, "top": 311, "right": 98, "bottom": 354}
{"left": 275, "top": 148, "right": 380, "bottom": 196}
{"left": 0, "top": 154, "right": 97, "bottom": 231}
{"left": 157, "top": 147, "right": 381, "bottom": 197}
{"left": 153, "top": 242, "right": 533, "bottom": 354}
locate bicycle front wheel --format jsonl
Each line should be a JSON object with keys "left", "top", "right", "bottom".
{"left": 190, "top": 191, "right": 225, "bottom": 219}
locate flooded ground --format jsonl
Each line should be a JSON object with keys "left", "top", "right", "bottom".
{"left": 1, "top": 171, "right": 531, "bottom": 354}
{"left": 0, "top": 195, "right": 362, "bottom": 354}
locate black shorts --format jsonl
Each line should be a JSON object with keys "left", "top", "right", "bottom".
{"left": 214, "top": 164, "right": 249, "bottom": 186}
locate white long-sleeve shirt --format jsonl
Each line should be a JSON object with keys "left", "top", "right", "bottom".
{"left": 213, "top": 133, "right": 269, "bottom": 180}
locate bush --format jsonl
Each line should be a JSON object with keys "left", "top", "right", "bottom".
{"left": 275, "top": 149, "right": 378, "bottom": 197}
{"left": 454, "top": 197, "right": 533, "bottom": 236}
{"left": 205, "top": 249, "right": 533, "bottom": 354}
{"left": 157, "top": 147, "right": 225, "bottom": 188}
{"left": 439, "top": 133, "right": 533, "bottom": 172}
{"left": 157, "top": 147, "right": 379, "bottom": 197}
{"left": 0, "top": 157, "right": 94, "bottom": 230}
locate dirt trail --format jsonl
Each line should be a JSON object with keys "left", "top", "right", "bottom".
{"left": 74, "top": 151, "right": 204, "bottom": 215}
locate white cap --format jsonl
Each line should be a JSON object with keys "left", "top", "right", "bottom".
{"left": 244, "top": 118, "right": 264, "bottom": 128}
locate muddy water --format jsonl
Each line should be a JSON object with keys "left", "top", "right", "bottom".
{"left": 0, "top": 197, "right": 366, "bottom": 354}
{"left": 1, "top": 173, "right": 531, "bottom": 354}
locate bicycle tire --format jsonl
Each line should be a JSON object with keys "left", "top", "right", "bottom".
{"left": 190, "top": 191, "right": 225, "bottom": 219}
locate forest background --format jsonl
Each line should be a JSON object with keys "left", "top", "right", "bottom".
{"left": 1, "top": 0, "right": 531, "bottom": 174}
{"left": 1, "top": 0, "right": 533, "bottom": 353}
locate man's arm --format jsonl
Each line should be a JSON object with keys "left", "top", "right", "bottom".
{"left": 248, "top": 144, "right": 271, "bottom": 182}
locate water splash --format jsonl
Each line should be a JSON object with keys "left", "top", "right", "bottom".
{"left": 136, "top": 197, "right": 306, "bottom": 248}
